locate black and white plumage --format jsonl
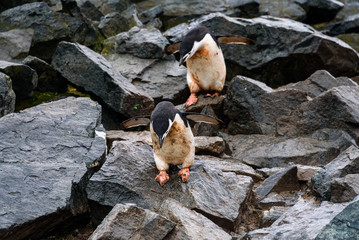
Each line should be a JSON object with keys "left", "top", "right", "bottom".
{"left": 121, "top": 101, "right": 220, "bottom": 186}
{"left": 167, "top": 26, "right": 254, "bottom": 107}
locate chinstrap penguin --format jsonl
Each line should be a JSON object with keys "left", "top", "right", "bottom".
{"left": 121, "top": 101, "right": 221, "bottom": 186}
{"left": 167, "top": 26, "right": 254, "bottom": 107}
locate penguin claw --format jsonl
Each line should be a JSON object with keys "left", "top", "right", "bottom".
{"left": 178, "top": 168, "right": 190, "bottom": 183}
{"left": 155, "top": 171, "right": 169, "bottom": 186}
{"left": 185, "top": 94, "right": 198, "bottom": 107}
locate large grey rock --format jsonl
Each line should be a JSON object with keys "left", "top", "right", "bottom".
{"left": 247, "top": 198, "right": 349, "bottom": 239}
{"left": 102, "top": 27, "right": 169, "bottom": 59}
{"left": 0, "top": 73, "right": 15, "bottom": 117}
{"left": 108, "top": 54, "right": 188, "bottom": 104}
{"left": 226, "top": 129, "right": 354, "bottom": 168}
{"left": 325, "top": 13, "right": 359, "bottom": 36}
{"left": 0, "top": 60, "right": 37, "bottom": 100}
{"left": 330, "top": 174, "right": 359, "bottom": 203}
{"left": 87, "top": 140, "right": 253, "bottom": 230}
{"left": 0, "top": 0, "right": 39, "bottom": 12}
{"left": 0, "top": 97, "right": 106, "bottom": 240}
{"left": 52, "top": 41, "right": 154, "bottom": 117}
{"left": 168, "top": 13, "right": 359, "bottom": 87}
{"left": 0, "top": 29, "right": 34, "bottom": 62}
{"left": 335, "top": 0, "right": 359, "bottom": 22}
{"left": 312, "top": 145, "right": 359, "bottom": 201}
{"left": 315, "top": 197, "right": 359, "bottom": 240}
{"left": 254, "top": 166, "right": 300, "bottom": 200}
{"left": 297, "top": 0, "right": 344, "bottom": 24}
{"left": 98, "top": 12, "right": 131, "bottom": 38}
{"left": 89, "top": 203, "right": 176, "bottom": 240}
{"left": 277, "top": 86, "right": 359, "bottom": 138}
{"left": 259, "top": 0, "right": 306, "bottom": 21}
{"left": 79, "top": 0, "right": 104, "bottom": 21}
{"left": 278, "top": 70, "right": 357, "bottom": 98}
{"left": 159, "top": 199, "right": 232, "bottom": 240}
{"left": 23, "top": 56, "right": 67, "bottom": 93}
{"left": 224, "top": 75, "right": 308, "bottom": 135}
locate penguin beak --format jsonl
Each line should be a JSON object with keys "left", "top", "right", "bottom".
{"left": 179, "top": 53, "right": 190, "bottom": 66}
{"left": 179, "top": 57, "right": 185, "bottom": 66}
{"left": 159, "top": 137, "right": 164, "bottom": 148}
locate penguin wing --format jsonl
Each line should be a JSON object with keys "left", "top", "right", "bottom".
{"left": 121, "top": 116, "right": 151, "bottom": 129}
{"left": 183, "top": 112, "right": 222, "bottom": 125}
{"left": 165, "top": 42, "right": 182, "bottom": 54}
{"left": 217, "top": 36, "right": 255, "bottom": 45}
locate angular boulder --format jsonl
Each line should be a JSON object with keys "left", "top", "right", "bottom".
{"left": 0, "top": 97, "right": 106, "bottom": 240}
{"left": 330, "top": 174, "right": 359, "bottom": 203}
{"left": 325, "top": 13, "right": 359, "bottom": 36}
{"left": 102, "top": 27, "right": 169, "bottom": 59}
{"left": 169, "top": 13, "right": 359, "bottom": 86}
{"left": 86, "top": 140, "right": 253, "bottom": 231}
{"left": 52, "top": 41, "right": 154, "bottom": 117}
{"left": 0, "top": 73, "right": 15, "bottom": 117}
{"left": 98, "top": 12, "right": 131, "bottom": 38}
{"left": 0, "top": 60, "right": 37, "bottom": 100}
{"left": 298, "top": 0, "right": 344, "bottom": 24}
{"left": 312, "top": 145, "right": 359, "bottom": 201}
{"left": 89, "top": 203, "right": 176, "bottom": 240}
{"left": 259, "top": 0, "right": 306, "bottom": 21}
{"left": 0, "top": 29, "right": 34, "bottom": 62}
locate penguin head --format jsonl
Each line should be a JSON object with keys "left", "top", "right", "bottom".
{"left": 150, "top": 101, "right": 188, "bottom": 148}
{"left": 179, "top": 26, "right": 217, "bottom": 66}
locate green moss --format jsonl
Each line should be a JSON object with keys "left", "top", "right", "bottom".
{"left": 15, "top": 85, "right": 90, "bottom": 111}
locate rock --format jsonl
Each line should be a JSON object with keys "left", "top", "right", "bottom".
{"left": 138, "top": 5, "right": 163, "bottom": 24}
{"left": 259, "top": 0, "right": 306, "bottom": 21}
{"left": 89, "top": 203, "right": 176, "bottom": 240}
{"left": 0, "top": 73, "right": 15, "bottom": 117}
{"left": 177, "top": 95, "right": 226, "bottom": 117}
{"left": 315, "top": 197, "right": 359, "bottom": 240}
{"left": 177, "top": 13, "right": 359, "bottom": 87}
{"left": 98, "top": 12, "right": 131, "bottom": 38}
{"left": 195, "top": 155, "right": 263, "bottom": 181}
{"left": 334, "top": 0, "right": 359, "bottom": 22}
{"left": 0, "top": 0, "right": 38, "bottom": 12}
{"left": 277, "top": 86, "right": 359, "bottom": 138}
{"left": 325, "top": 13, "right": 359, "bottom": 36}
{"left": 108, "top": 54, "right": 188, "bottom": 104}
{"left": 192, "top": 104, "right": 221, "bottom": 137}
{"left": 297, "top": 165, "right": 323, "bottom": 181}
{"left": 297, "top": 0, "right": 344, "bottom": 24}
{"left": 90, "top": 0, "right": 132, "bottom": 15}
{"left": 0, "top": 97, "right": 106, "bottom": 239}
{"left": 226, "top": 129, "right": 354, "bottom": 168}
{"left": 87, "top": 140, "right": 253, "bottom": 231}
{"left": 102, "top": 27, "right": 169, "bottom": 59}
{"left": 259, "top": 191, "right": 301, "bottom": 209}
{"left": 224, "top": 75, "right": 308, "bottom": 135}
{"left": 79, "top": 1, "right": 104, "bottom": 21}
{"left": 254, "top": 166, "right": 300, "bottom": 200}
{"left": 278, "top": 70, "right": 357, "bottom": 98}
{"left": 0, "top": 60, "right": 37, "bottom": 100}
{"left": 247, "top": 197, "right": 349, "bottom": 239}
{"left": 159, "top": 199, "right": 232, "bottom": 240}
{"left": 311, "top": 145, "right": 359, "bottom": 201}
{"left": 330, "top": 174, "right": 359, "bottom": 203}
{"left": 193, "top": 136, "right": 225, "bottom": 156}
{"left": 261, "top": 206, "right": 289, "bottom": 227}
{"left": 52, "top": 41, "right": 154, "bottom": 117}
{"left": 106, "top": 130, "right": 152, "bottom": 147}
{"left": 22, "top": 56, "right": 67, "bottom": 93}
{"left": 0, "top": 29, "right": 34, "bottom": 62}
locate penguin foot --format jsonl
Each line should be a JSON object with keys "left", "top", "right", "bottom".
{"left": 205, "top": 92, "right": 220, "bottom": 98}
{"left": 155, "top": 170, "right": 169, "bottom": 186}
{"left": 178, "top": 168, "right": 190, "bottom": 183}
{"left": 185, "top": 94, "right": 198, "bottom": 107}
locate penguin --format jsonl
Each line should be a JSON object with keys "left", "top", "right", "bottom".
{"left": 167, "top": 26, "right": 254, "bottom": 107}
{"left": 121, "top": 101, "right": 221, "bottom": 186}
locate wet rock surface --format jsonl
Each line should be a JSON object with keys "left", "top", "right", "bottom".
{"left": 1, "top": 0, "right": 359, "bottom": 239}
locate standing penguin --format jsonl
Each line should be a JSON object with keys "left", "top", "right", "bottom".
{"left": 167, "top": 26, "right": 254, "bottom": 106}
{"left": 121, "top": 101, "right": 220, "bottom": 186}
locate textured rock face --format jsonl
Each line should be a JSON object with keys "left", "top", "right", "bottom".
{"left": 0, "top": 97, "right": 106, "bottom": 240}
{"left": 0, "top": 60, "right": 37, "bottom": 100}
{"left": 167, "top": 13, "right": 359, "bottom": 87}
{"left": 0, "top": 29, "right": 34, "bottom": 62}
{"left": 52, "top": 41, "right": 154, "bottom": 117}
{"left": 89, "top": 203, "right": 176, "bottom": 240}
{"left": 87, "top": 140, "right": 253, "bottom": 230}
{"left": 0, "top": 73, "right": 15, "bottom": 117}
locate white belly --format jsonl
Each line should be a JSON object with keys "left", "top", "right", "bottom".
{"left": 187, "top": 43, "right": 226, "bottom": 91}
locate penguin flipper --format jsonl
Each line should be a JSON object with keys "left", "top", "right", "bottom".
{"left": 183, "top": 112, "right": 222, "bottom": 125}
{"left": 217, "top": 36, "right": 255, "bottom": 45}
{"left": 165, "top": 42, "right": 182, "bottom": 54}
{"left": 121, "top": 116, "right": 151, "bottom": 129}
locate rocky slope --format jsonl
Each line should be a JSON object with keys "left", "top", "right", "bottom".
{"left": 0, "top": 0, "right": 359, "bottom": 240}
